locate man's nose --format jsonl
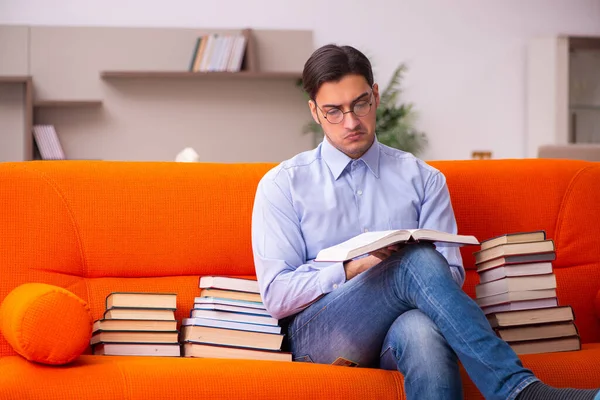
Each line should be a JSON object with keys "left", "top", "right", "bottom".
{"left": 343, "top": 111, "right": 360, "bottom": 130}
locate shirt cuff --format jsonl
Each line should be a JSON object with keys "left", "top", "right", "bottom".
{"left": 449, "top": 265, "right": 465, "bottom": 287}
{"left": 317, "top": 262, "right": 347, "bottom": 294}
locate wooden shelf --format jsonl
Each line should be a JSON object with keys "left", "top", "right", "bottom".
{"left": 34, "top": 100, "right": 103, "bottom": 108}
{"left": 0, "top": 76, "right": 32, "bottom": 83}
{"left": 100, "top": 71, "right": 302, "bottom": 80}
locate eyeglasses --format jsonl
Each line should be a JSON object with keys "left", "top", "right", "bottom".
{"left": 315, "top": 90, "right": 374, "bottom": 124}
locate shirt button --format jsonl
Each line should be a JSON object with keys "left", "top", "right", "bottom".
{"left": 333, "top": 284, "right": 338, "bottom": 289}
{"left": 357, "top": 190, "right": 363, "bottom": 196}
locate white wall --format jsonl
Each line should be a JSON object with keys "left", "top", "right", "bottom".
{"left": 2, "top": 0, "right": 600, "bottom": 160}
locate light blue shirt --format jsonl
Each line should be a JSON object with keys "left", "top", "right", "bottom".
{"left": 251, "top": 137, "right": 465, "bottom": 320}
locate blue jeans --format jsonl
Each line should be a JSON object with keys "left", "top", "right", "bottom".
{"left": 288, "top": 243, "right": 538, "bottom": 400}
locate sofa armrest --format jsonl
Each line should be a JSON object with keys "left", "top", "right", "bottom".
{"left": 595, "top": 290, "right": 600, "bottom": 320}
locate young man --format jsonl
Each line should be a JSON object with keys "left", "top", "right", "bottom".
{"left": 251, "top": 44, "right": 599, "bottom": 400}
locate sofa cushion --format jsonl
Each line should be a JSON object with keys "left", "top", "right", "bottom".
{"left": 0, "top": 354, "right": 404, "bottom": 400}
{"left": 0, "top": 283, "right": 92, "bottom": 365}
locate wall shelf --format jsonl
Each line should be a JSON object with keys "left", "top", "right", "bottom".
{"left": 100, "top": 71, "right": 302, "bottom": 80}
{"left": 570, "top": 104, "right": 600, "bottom": 111}
{"left": 34, "top": 100, "right": 103, "bottom": 108}
{"left": 0, "top": 76, "right": 32, "bottom": 83}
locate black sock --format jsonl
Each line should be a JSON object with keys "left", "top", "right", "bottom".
{"left": 517, "top": 381, "right": 599, "bottom": 400}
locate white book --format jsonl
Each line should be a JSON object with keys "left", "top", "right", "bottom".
{"left": 32, "top": 125, "right": 66, "bottom": 160}
{"left": 193, "top": 302, "right": 271, "bottom": 316}
{"left": 229, "top": 35, "right": 247, "bottom": 72}
{"left": 199, "top": 276, "right": 260, "bottom": 293}
{"left": 315, "top": 229, "right": 479, "bottom": 262}
{"left": 190, "top": 308, "right": 278, "bottom": 326}
{"left": 182, "top": 317, "right": 281, "bottom": 334}
{"left": 194, "top": 296, "right": 266, "bottom": 310}
{"left": 199, "top": 34, "right": 215, "bottom": 72}
{"left": 208, "top": 36, "right": 223, "bottom": 72}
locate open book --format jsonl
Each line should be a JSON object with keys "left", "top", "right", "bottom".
{"left": 315, "top": 229, "right": 479, "bottom": 262}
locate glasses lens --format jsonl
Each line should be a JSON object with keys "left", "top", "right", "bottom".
{"left": 353, "top": 100, "right": 371, "bottom": 117}
{"left": 326, "top": 109, "right": 344, "bottom": 124}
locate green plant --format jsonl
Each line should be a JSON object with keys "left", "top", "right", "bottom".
{"left": 298, "top": 63, "right": 428, "bottom": 156}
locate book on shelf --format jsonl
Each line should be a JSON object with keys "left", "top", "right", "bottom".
{"left": 93, "top": 319, "right": 177, "bottom": 332}
{"left": 180, "top": 325, "right": 284, "bottom": 350}
{"left": 105, "top": 292, "right": 177, "bottom": 310}
{"left": 479, "top": 231, "right": 547, "bottom": 251}
{"left": 92, "top": 342, "right": 181, "bottom": 357}
{"left": 315, "top": 228, "right": 479, "bottom": 263}
{"left": 182, "top": 341, "right": 292, "bottom": 362}
{"left": 475, "top": 274, "right": 557, "bottom": 298}
{"left": 32, "top": 125, "right": 66, "bottom": 160}
{"left": 90, "top": 330, "right": 179, "bottom": 345}
{"left": 103, "top": 308, "right": 176, "bottom": 321}
{"left": 199, "top": 276, "right": 260, "bottom": 294}
{"left": 189, "top": 30, "right": 249, "bottom": 73}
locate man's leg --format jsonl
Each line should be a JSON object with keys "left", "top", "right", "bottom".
{"left": 377, "top": 243, "right": 537, "bottom": 400}
{"left": 376, "top": 242, "right": 598, "bottom": 400}
{"left": 287, "top": 246, "right": 465, "bottom": 400}
{"left": 289, "top": 242, "right": 536, "bottom": 400}
{"left": 379, "top": 309, "right": 463, "bottom": 400}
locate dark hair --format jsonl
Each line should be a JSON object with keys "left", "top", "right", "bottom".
{"left": 302, "top": 44, "right": 374, "bottom": 100}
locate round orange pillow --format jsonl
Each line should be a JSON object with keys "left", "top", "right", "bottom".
{"left": 0, "top": 283, "right": 93, "bottom": 365}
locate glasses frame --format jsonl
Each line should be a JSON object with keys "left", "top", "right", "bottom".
{"left": 314, "top": 88, "right": 374, "bottom": 124}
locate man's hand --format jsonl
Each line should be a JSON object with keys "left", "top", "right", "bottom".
{"left": 343, "top": 245, "right": 402, "bottom": 280}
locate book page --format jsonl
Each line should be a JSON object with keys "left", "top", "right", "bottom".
{"left": 329, "top": 230, "right": 399, "bottom": 252}
{"left": 411, "top": 229, "right": 479, "bottom": 246}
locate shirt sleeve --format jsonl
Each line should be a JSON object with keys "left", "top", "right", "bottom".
{"left": 251, "top": 171, "right": 347, "bottom": 320}
{"left": 419, "top": 170, "right": 466, "bottom": 287}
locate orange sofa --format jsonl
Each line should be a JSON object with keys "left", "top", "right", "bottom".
{"left": 0, "top": 159, "right": 599, "bottom": 399}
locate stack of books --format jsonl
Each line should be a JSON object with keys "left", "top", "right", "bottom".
{"left": 180, "top": 276, "right": 291, "bottom": 362}
{"left": 474, "top": 231, "right": 581, "bottom": 355}
{"left": 91, "top": 292, "right": 180, "bottom": 357}
{"left": 188, "top": 30, "right": 249, "bottom": 73}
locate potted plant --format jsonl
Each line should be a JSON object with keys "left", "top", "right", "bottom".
{"left": 298, "top": 63, "right": 428, "bottom": 156}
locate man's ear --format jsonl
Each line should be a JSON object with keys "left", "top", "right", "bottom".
{"left": 308, "top": 100, "right": 321, "bottom": 125}
{"left": 372, "top": 83, "right": 381, "bottom": 108}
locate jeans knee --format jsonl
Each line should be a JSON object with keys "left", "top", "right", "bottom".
{"left": 381, "top": 310, "right": 457, "bottom": 374}
{"left": 396, "top": 242, "right": 449, "bottom": 279}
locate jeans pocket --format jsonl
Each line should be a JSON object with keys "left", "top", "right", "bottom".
{"left": 293, "top": 354, "right": 314, "bottom": 363}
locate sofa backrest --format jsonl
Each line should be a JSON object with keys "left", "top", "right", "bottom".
{"left": 0, "top": 159, "right": 598, "bottom": 357}
{"left": 432, "top": 159, "right": 600, "bottom": 344}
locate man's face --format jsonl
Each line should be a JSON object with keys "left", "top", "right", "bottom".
{"left": 309, "top": 74, "right": 380, "bottom": 159}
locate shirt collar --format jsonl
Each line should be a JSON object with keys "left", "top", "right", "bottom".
{"left": 321, "top": 136, "right": 381, "bottom": 180}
